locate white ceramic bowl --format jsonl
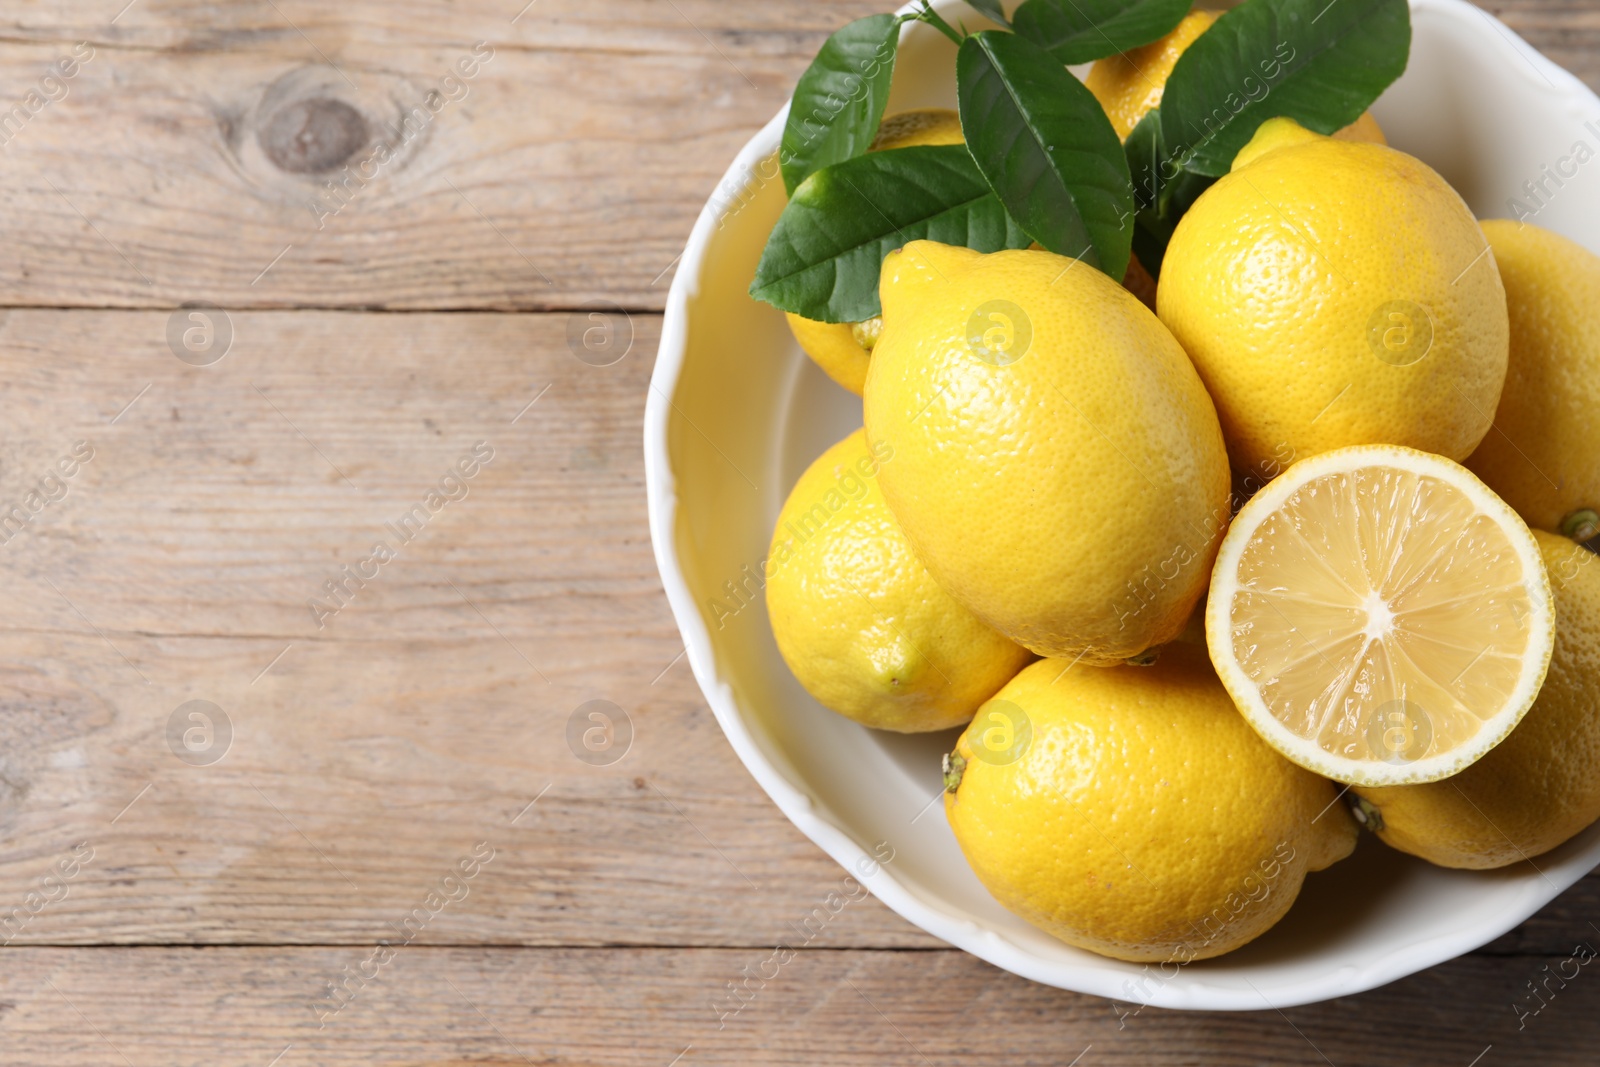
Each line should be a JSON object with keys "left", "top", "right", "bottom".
{"left": 645, "top": 0, "right": 1600, "bottom": 1010}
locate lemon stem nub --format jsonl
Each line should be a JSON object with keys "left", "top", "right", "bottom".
{"left": 1127, "top": 649, "right": 1160, "bottom": 666}
{"left": 1562, "top": 509, "right": 1600, "bottom": 544}
{"left": 943, "top": 752, "right": 967, "bottom": 794}
{"left": 1349, "top": 795, "right": 1385, "bottom": 833}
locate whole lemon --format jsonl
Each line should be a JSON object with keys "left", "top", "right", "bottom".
{"left": 1085, "top": 9, "right": 1386, "bottom": 145}
{"left": 944, "top": 647, "right": 1357, "bottom": 962}
{"left": 784, "top": 109, "right": 965, "bottom": 395}
{"left": 1351, "top": 531, "right": 1600, "bottom": 869}
{"left": 766, "top": 428, "right": 1032, "bottom": 732}
{"left": 1466, "top": 221, "right": 1600, "bottom": 539}
{"left": 1158, "top": 118, "right": 1509, "bottom": 477}
{"left": 863, "top": 241, "right": 1230, "bottom": 664}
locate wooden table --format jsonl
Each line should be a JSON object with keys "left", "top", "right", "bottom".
{"left": 0, "top": 2, "right": 1595, "bottom": 1063}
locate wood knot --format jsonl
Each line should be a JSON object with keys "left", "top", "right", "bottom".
{"left": 219, "top": 65, "right": 436, "bottom": 208}
{"left": 258, "top": 97, "right": 368, "bottom": 174}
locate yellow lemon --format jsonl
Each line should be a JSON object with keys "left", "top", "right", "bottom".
{"left": 1466, "top": 221, "right": 1600, "bottom": 540}
{"left": 766, "top": 429, "right": 1031, "bottom": 732}
{"left": 784, "top": 109, "right": 965, "bottom": 395}
{"left": 783, "top": 314, "right": 878, "bottom": 395}
{"left": 868, "top": 109, "right": 965, "bottom": 151}
{"left": 1352, "top": 531, "right": 1600, "bottom": 868}
{"left": 863, "top": 241, "right": 1230, "bottom": 664}
{"left": 944, "top": 646, "right": 1357, "bottom": 963}
{"left": 1208, "top": 445, "right": 1555, "bottom": 787}
{"left": 1085, "top": 10, "right": 1385, "bottom": 145}
{"left": 1085, "top": 10, "right": 1220, "bottom": 140}
{"left": 1158, "top": 118, "right": 1509, "bottom": 477}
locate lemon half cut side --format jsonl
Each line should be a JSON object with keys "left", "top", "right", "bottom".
{"left": 1207, "top": 445, "right": 1556, "bottom": 787}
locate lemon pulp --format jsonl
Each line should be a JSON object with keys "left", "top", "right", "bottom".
{"left": 1208, "top": 446, "right": 1555, "bottom": 786}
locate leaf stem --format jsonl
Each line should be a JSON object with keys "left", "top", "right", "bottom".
{"left": 910, "top": 2, "right": 967, "bottom": 46}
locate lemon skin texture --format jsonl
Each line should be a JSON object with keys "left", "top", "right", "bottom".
{"left": 944, "top": 647, "right": 1358, "bottom": 962}
{"left": 863, "top": 242, "right": 1231, "bottom": 665}
{"left": 785, "top": 313, "right": 873, "bottom": 395}
{"left": 783, "top": 109, "right": 965, "bottom": 396}
{"left": 1353, "top": 531, "right": 1600, "bottom": 869}
{"left": 1466, "top": 220, "right": 1600, "bottom": 537}
{"left": 1157, "top": 120, "right": 1509, "bottom": 477}
{"left": 1086, "top": 10, "right": 1221, "bottom": 140}
{"left": 766, "top": 429, "right": 1032, "bottom": 732}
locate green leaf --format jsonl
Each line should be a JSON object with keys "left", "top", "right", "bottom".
{"left": 780, "top": 14, "right": 903, "bottom": 196}
{"left": 957, "top": 30, "right": 1134, "bottom": 280}
{"left": 1011, "top": 0, "right": 1191, "bottom": 65}
{"left": 965, "top": 0, "right": 1011, "bottom": 28}
{"left": 1160, "top": 0, "right": 1410, "bottom": 177}
{"left": 750, "top": 145, "right": 1033, "bottom": 323}
{"left": 1124, "top": 108, "right": 1216, "bottom": 278}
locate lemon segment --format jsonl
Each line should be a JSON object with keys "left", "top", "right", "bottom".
{"left": 1207, "top": 445, "right": 1555, "bottom": 786}
{"left": 1353, "top": 531, "right": 1600, "bottom": 868}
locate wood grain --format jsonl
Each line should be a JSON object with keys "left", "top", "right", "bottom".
{"left": 0, "top": 308, "right": 939, "bottom": 948}
{"left": 0, "top": 0, "right": 886, "bottom": 311}
{"left": 2, "top": 946, "right": 1599, "bottom": 1066}
{"left": 0, "top": 1, "right": 1584, "bottom": 312}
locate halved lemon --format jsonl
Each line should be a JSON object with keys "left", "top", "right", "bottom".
{"left": 1207, "top": 445, "right": 1555, "bottom": 786}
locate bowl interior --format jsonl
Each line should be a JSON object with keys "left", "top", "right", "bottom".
{"left": 652, "top": 0, "right": 1600, "bottom": 1009}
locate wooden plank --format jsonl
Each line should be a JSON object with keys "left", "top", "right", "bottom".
{"left": 1484, "top": 875, "right": 1600, "bottom": 956}
{"left": 0, "top": 1, "right": 1584, "bottom": 311}
{"left": 0, "top": 0, "right": 885, "bottom": 311}
{"left": 0, "top": 308, "right": 926, "bottom": 947}
{"left": 1478, "top": 0, "right": 1600, "bottom": 88}
{"left": 0, "top": 946, "right": 1598, "bottom": 1065}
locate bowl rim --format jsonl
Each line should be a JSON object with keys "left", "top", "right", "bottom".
{"left": 644, "top": 0, "right": 1600, "bottom": 1011}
